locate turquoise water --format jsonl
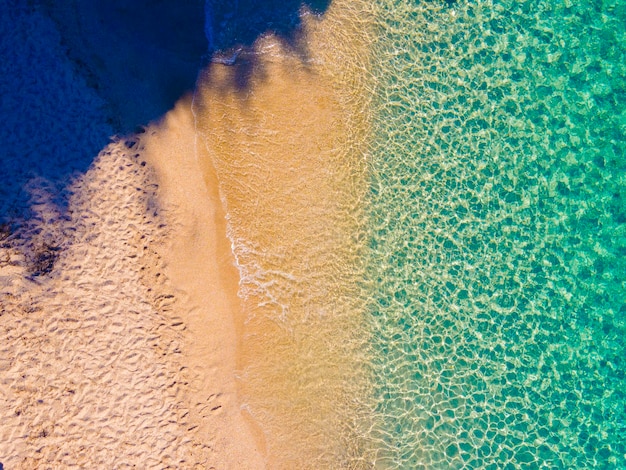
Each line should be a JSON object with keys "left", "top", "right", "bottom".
{"left": 365, "top": 1, "right": 625, "bottom": 468}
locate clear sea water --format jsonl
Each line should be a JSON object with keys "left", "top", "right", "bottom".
{"left": 364, "top": 0, "right": 625, "bottom": 468}
{"left": 195, "top": 0, "right": 625, "bottom": 467}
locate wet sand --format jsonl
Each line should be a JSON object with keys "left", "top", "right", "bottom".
{"left": 141, "top": 97, "right": 267, "bottom": 468}
{"left": 192, "top": 4, "right": 377, "bottom": 467}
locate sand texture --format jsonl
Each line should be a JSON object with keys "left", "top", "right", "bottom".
{"left": 1, "top": 137, "right": 204, "bottom": 468}
{"left": 141, "top": 97, "right": 267, "bottom": 469}
{"left": 191, "top": 5, "right": 378, "bottom": 467}
{"left": 0, "top": 121, "right": 268, "bottom": 468}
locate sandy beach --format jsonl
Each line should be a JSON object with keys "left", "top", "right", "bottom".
{"left": 1, "top": 1, "right": 375, "bottom": 467}
{"left": 0, "top": 135, "right": 208, "bottom": 468}
{"left": 0, "top": 2, "right": 262, "bottom": 467}
{"left": 0, "top": 105, "right": 266, "bottom": 470}
{"left": 141, "top": 97, "right": 267, "bottom": 468}
{"left": 5, "top": 0, "right": 623, "bottom": 468}
{"left": 192, "top": 4, "right": 377, "bottom": 466}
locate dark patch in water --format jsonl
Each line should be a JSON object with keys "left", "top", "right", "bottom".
{"left": 204, "top": 0, "right": 331, "bottom": 90}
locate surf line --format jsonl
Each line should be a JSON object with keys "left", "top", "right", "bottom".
{"left": 210, "top": 47, "right": 244, "bottom": 66}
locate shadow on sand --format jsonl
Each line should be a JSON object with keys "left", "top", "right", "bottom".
{"left": 0, "top": 0, "right": 330, "bottom": 224}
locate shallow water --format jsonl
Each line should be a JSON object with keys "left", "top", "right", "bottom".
{"left": 192, "top": 4, "right": 377, "bottom": 466}
{"left": 193, "top": 0, "right": 625, "bottom": 467}
{"left": 364, "top": 0, "right": 625, "bottom": 468}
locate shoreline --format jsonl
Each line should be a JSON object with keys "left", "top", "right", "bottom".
{"left": 0, "top": 100, "right": 267, "bottom": 468}
{"left": 1, "top": 1, "right": 377, "bottom": 467}
{"left": 191, "top": 3, "right": 378, "bottom": 465}
{"left": 141, "top": 96, "right": 267, "bottom": 468}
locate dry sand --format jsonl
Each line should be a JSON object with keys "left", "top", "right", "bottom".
{"left": 1, "top": 136, "right": 203, "bottom": 468}
{"left": 0, "top": 121, "right": 264, "bottom": 468}
{"left": 39, "top": 0, "right": 207, "bottom": 132}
